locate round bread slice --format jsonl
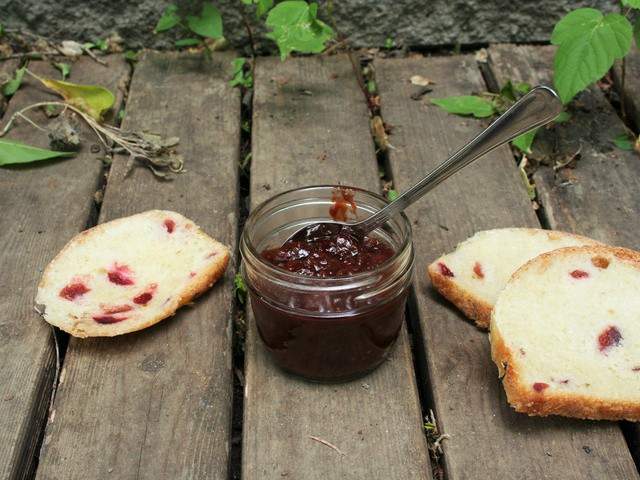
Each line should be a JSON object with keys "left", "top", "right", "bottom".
{"left": 490, "top": 245, "right": 640, "bottom": 421}
{"left": 36, "top": 210, "right": 230, "bottom": 337}
{"left": 427, "top": 228, "right": 600, "bottom": 329}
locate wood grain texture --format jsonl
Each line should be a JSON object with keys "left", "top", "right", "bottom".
{"left": 0, "top": 56, "right": 129, "bottom": 480}
{"left": 376, "top": 55, "right": 639, "bottom": 480}
{"left": 613, "top": 47, "right": 640, "bottom": 130}
{"left": 243, "top": 55, "right": 431, "bottom": 480}
{"left": 488, "top": 44, "right": 640, "bottom": 250}
{"left": 36, "top": 52, "right": 239, "bottom": 480}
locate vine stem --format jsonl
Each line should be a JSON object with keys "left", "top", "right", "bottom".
{"left": 240, "top": 4, "right": 257, "bottom": 84}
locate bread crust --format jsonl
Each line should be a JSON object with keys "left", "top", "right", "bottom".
{"left": 427, "top": 229, "right": 601, "bottom": 330}
{"left": 36, "top": 210, "right": 230, "bottom": 338}
{"left": 427, "top": 264, "right": 493, "bottom": 329}
{"left": 490, "top": 245, "right": 640, "bottom": 421}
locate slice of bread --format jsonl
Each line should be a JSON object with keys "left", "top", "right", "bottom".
{"left": 36, "top": 210, "right": 229, "bottom": 338}
{"left": 427, "top": 228, "right": 600, "bottom": 328}
{"left": 490, "top": 245, "right": 640, "bottom": 421}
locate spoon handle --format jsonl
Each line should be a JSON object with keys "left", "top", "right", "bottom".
{"left": 357, "top": 85, "right": 562, "bottom": 236}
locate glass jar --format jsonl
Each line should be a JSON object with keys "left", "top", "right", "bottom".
{"left": 240, "top": 186, "right": 414, "bottom": 382}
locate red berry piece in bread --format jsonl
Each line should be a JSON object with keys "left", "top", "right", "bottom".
{"left": 473, "top": 262, "right": 484, "bottom": 279}
{"left": 164, "top": 218, "right": 176, "bottom": 233}
{"left": 598, "top": 326, "right": 622, "bottom": 353}
{"left": 570, "top": 269, "right": 589, "bottom": 279}
{"left": 438, "top": 262, "right": 454, "bottom": 277}
{"left": 133, "top": 283, "right": 157, "bottom": 306}
{"left": 59, "top": 281, "right": 90, "bottom": 301}
{"left": 533, "top": 382, "right": 549, "bottom": 392}
{"left": 93, "top": 314, "right": 129, "bottom": 324}
{"left": 108, "top": 263, "right": 135, "bottom": 286}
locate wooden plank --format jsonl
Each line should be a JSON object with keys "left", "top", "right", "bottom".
{"left": 36, "top": 52, "right": 239, "bottom": 479}
{"left": 488, "top": 45, "right": 640, "bottom": 251}
{"left": 243, "top": 55, "right": 432, "bottom": 480}
{"left": 613, "top": 47, "right": 640, "bottom": 130}
{"left": 0, "top": 56, "right": 129, "bottom": 480}
{"left": 376, "top": 54, "right": 639, "bottom": 480}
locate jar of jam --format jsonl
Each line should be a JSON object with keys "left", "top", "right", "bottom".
{"left": 240, "top": 186, "right": 414, "bottom": 382}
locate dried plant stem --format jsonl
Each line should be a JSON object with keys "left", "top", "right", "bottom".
{"left": 0, "top": 101, "right": 183, "bottom": 177}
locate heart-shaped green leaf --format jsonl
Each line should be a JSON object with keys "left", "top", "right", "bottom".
{"left": 552, "top": 8, "right": 633, "bottom": 103}
{"left": 155, "top": 4, "right": 180, "bottom": 33}
{"left": 186, "top": 3, "right": 223, "bottom": 39}
{"left": 0, "top": 139, "right": 75, "bottom": 166}
{"left": 266, "top": 1, "right": 334, "bottom": 60}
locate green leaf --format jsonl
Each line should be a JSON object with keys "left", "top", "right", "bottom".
{"left": 37, "top": 76, "right": 115, "bottom": 120}
{"left": 155, "top": 4, "right": 180, "bottom": 33}
{"left": 634, "top": 17, "right": 640, "bottom": 48}
{"left": 53, "top": 62, "right": 71, "bottom": 80}
{"left": 430, "top": 95, "right": 496, "bottom": 118}
{"left": 256, "top": 0, "right": 274, "bottom": 17}
{"left": 499, "top": 80, "right": 530, "bottom": 101}
{"left": 266, "top": 1, "right": 334, "bottom": 60}
{"left": 551, "top": 8, "right": 633, "bottom": 103}
{"left": 124, "top": 50, "right": 139, "bottom": 62}
{"left": 387, "top": 189, "right": 399, "bottom": 201}
{"left": 95, "top": 39, "right": 108, "bottom": 51}
{"left": 241, "top": 0, "right": 252, "bottom": 4}
{"left": 2, "top": 66, "right": 26, "bottom": 97}
{"left": 175, "top": 38, "right": 202, "bottom": 47}
{"left": 234, "top": 273, "right": 247, "bottom": 304}
{"left": 512, "top": 129, "right": 538, "bottom": 154}
{"left": 554, "top": 111, "right": 571, "bottom": 123}
{"left": 186, "top": 3, "right": 223, "bottom": 39}
{"left": 230, "top": 57, "right": 253, "bottom": 88}
{"left": 384, "top": 37, "right": 395, "bottom": 49}
{"left": 622, "top": 0, "right": 640, "bottom": 8}
{"left": 0, "top": 139, "right": 75, "bottom": 166}
{"left": 613, "top": 132, "right": 634, "bottom": 150}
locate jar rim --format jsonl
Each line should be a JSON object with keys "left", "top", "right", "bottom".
{"left": 241, "top": 184, "right": 413, "bottom": 283}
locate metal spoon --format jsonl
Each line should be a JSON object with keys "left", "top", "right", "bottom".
{"left": 286, "top": 85, "right": 563, "bottom": 244}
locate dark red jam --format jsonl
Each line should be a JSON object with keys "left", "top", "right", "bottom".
{"left": 254, "top": 230, "right": 404, "bottom": 381}
{"left": 261, "top": 231, "right": 395, "bottom": 278}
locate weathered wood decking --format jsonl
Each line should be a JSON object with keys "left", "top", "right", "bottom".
{"left": 0, "top": 45, "right": 638, "bottom": 479}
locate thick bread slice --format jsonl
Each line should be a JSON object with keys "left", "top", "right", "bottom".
{"left": 36, "top": 210, "right": 230, "bottom": 337}
{"left": 427, "top": 228, "right": 600, "bottom": 328}
{"left": 490, "top": 245, "right": 640, "bottom": 421}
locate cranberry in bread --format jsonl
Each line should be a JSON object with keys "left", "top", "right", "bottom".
{"left": 428, "top": 228, "right": 600, "bottom": 328}
{"left": 36, "top": 210, "right": 229, "bottom": 337}
{"left": 490, "top": 245, "right": 640, "bottom": 421}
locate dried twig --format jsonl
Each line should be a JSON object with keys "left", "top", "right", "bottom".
{"left": 0, "top": 101, "right": 183, "bottom": 177}
{"left": 81, "top": 46, "right": 108, "bottom": 66}
{"left": 308, "top": 435, "right": 346, "bottom": 456}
